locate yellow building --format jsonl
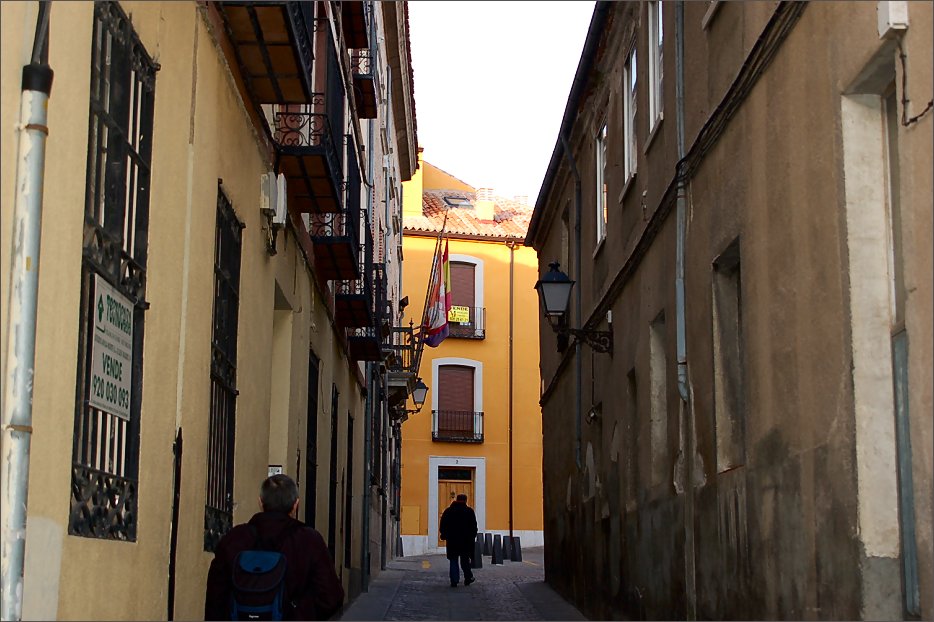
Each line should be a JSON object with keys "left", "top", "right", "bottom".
{"left": 1, "top": 2, "right": 417, "bottom": 619}
{"left": 398, "top": 153, "right": 543, "bottom": 555}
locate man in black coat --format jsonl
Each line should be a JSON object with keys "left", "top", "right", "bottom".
{"left": 205, "top": 474, "right": 345, "bottom": 620}
{"left": 439, "top": 493, "right": 478, "bottom": 587}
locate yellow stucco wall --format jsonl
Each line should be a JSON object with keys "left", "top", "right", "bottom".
{"left": 1, "top": 3, "right": 365, "bottom": 619}
{"left": 398, "top": 230, "right": 543, "bottom": 540}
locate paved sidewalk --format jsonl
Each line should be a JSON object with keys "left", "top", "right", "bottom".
{"left": 339, "top": 547, "right": 587, "bottom": 621}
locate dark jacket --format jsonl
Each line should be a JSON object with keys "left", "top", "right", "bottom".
{"left": 439, "top": 500, "right": 478, "bottom": 560}
{"left": 205, "top": 511, "right": 344, "bottom": 621}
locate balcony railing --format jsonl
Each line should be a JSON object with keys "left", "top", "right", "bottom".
{"left": 266, "top": 99, "right": 343, "bottom": 213}
{"left": 432, "top": 410, "right": 484, "bottom": 443}
{"left": 447, "top": 306, "right": 485, "bottom": 339}
{"left": 308, "top": 207, "right": 360, "bottom": 281}
{"left": 385, "top": 324, "right": 416, "bottom": 375}
{"left": 334, "top": 215, "right": 372, "bottom": 328}
{"left": 351, "top": 47, "right": 377, "bottom": 119}
{"left": 373, "top": 263, "right": 390, "bottom": 340}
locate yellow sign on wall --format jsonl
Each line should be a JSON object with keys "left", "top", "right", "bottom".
{"left": 448, "top": 305, "right": 470, "bottom": 323}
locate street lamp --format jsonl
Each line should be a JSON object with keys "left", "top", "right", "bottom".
{"left": 534, "top": 261, "right": 613, "bottom": 354}
{"left": 408, "top": 377, "right": 428, "bottom": 415}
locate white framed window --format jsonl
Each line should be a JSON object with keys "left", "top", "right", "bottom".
{"left": 648, "top": 0, "right": 664, "bottom": 130}
{"left": 623, "top": 46, "right": 638, "bottom": 181}
{"left": 596, "top": 120, "right": 608, "bottom": 243}
{"left": 448, "top": 254, "right": 485, "bottom": 338}
{"left": 432, "top": 358, "right": 484, "bottom": 443}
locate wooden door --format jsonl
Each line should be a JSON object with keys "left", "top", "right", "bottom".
{"left": 437, "top": 475, "right": 473, "bottom": 546}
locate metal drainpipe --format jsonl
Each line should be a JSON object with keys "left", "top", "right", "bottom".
{"left": 674, "top": 2, "right": 697, "bottom": 619}
{"left": 559, "top": 133, "right": 583, "bottom": 471}
{"left": 506, "top": 240, "right": 516, "bottom": 539}
{"left": 1, "top": 6, "right": 53, "bottom": 620}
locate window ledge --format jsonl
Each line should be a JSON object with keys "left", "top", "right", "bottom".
{"left": 618, "top": 173, "right": 637, "bottom": 204}
{"left": 702, "top": 1, "right": 722, "bottom": 30}
{"left": 644, "top": 114, "right": 664, "bottom": 154}
{"left": 593, "top": 234, "right": 606, "bottom": 259}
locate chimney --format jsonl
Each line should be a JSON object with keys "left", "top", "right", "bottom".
{"left": 475, "top": 187, "right": 495, "bottom": 221}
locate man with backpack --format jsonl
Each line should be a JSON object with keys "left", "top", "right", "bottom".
{"left": 205, "top": 474, "right": 344, "bottom": 620}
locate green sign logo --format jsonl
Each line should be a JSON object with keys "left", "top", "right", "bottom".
{"left": 97, "top": 295, "right": 104, "bottom": 323}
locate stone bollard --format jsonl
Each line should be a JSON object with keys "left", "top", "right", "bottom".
{"left": 472, "top": 534, "right": 483, "bottom": 568}
{"left": 502, "top": 534, "right": 512, "bottom": 561}
{"left": 510, "top": 536, "right": 522, "bottom": 562}
{"left": 491, "top": 534, "right": 503, "bottom": 565}
{"left": 483, "top": 532, "right": 493, "bottom": 556}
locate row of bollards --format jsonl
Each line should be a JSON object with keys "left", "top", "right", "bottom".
{"left": 472, "top": 532, "right": 522, "bottom": 568}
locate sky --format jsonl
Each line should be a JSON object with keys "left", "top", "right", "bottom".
{"left": 407, "top": 1, "right": 596, "bottom": 205}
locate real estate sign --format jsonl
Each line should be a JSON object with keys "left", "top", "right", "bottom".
{"left": 448, "top": 305, "right": 470, "bottom": 323}
{"left": 89, "top": 274, "right": 133, "bottom": 420}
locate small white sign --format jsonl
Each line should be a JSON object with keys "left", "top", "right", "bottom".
{"left": 268, "top": 465, "right": 284, "bottom": 478}
{"left": 89, "top": 274, "right": 134, "bottom": 420}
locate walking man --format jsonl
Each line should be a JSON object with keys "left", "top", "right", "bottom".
{"left": 439, "top": 493, "right": 478, "bottom": 587}
{"left": 205, "top": 474, "right": 344, "bottom": 620}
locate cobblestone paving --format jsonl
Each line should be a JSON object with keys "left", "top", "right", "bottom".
{"left": 340, "top": 547, "right": 586, "bottom": 621}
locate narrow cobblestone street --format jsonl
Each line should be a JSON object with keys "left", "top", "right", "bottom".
{"left": 339, "top": 547, "right": 587, "bottom": 621}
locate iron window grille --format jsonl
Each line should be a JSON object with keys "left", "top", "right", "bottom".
{"left": 70, "top": 1, "right": 157, "bottom": 542}
{"left": 204, "top": 186, "right": 244, "bottom": 552}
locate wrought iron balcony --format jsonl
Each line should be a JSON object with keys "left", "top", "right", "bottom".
{"left": 351, "top": 47, "right": 377, "bottom": 119}
{"left": 384, "top": 324, "right": 416, "bottom": 376}
{"left": 268, "top": 100, "right": 343, "bottom": 213}
{"left": 309, "top": 136, "right": 361, "bottom": 280}
{"left": 336, "top": 221, "right": 373, "bottom": 329}
{"left": 341, "top": 0, "right": 370, "bottom": 49}
{"left": 447, "top": 306, "right": 485, "bottom": 339}
{"left": 373, "top": 263, "right": 391, "bottom": 341}
{"left": 308, "top": 208, "right": 359, "bottom": 281}
{"left": 432, "top": 410, "right": 484, "bottom": 443}
{"left": 216, "top": 2, "right": 315, "bottom": 105}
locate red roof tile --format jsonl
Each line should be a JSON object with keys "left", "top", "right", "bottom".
{"left": 404, "top": 189, "right": 533, "bottom": 239}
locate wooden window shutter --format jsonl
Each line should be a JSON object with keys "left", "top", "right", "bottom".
{"left": 450, "top": 262, "right": 475, "bottom": 308}
{"left": 438, "top": 365, "right": 474, "bottom": 412}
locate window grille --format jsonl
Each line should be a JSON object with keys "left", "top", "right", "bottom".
{"left": 70, "top": 1, "right": 158, "bottom": 542}
{"left": 204, "top": 187, "right": 244, "bottom": 552}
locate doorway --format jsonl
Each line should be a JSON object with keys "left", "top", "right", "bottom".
{"left": 437, "top": 466, "right": 474, "bottom": 546}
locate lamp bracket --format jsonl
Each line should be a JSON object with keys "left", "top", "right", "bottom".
{"left": 565, "top": 327, "right": 613, "bottom": 354}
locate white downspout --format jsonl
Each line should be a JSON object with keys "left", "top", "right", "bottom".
{"left": 1, "top": 5, "right": 54, "bottom": 620}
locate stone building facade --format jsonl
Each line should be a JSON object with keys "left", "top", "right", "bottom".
{"left": 526, "top": 2, "right": 932, "bottom": 619}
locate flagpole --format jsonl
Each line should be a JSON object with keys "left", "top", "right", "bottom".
{"left": 413, "top": 207, "right": 450, "bottom": 378}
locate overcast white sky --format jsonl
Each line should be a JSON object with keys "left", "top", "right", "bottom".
{"left": 407, "top": 1, "right": 596, "bottom": 204}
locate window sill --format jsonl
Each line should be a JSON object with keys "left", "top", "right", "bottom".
{"left": 644, "top": 114, "right": 664, "bottom": 154}
{"left": 618, "top": 173, "right": 637, "bottom": 204}
{"left": 702, "top": 0, "right": 722, "bottom": 30}
{"left": 593, "top": 234, "right": 606, "bottom": 259}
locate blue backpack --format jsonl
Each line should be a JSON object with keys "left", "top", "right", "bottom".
{"left": 230, "top": 525, "right": 297, "bottom": 621}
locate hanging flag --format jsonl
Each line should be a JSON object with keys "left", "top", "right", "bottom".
{"left": 423, "top": 239, "right": 451, "bottom": 348}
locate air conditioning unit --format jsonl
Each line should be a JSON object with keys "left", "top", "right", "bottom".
{"left": 261, "top": 172, "right": 288, "bottom": 228}
{"left": 877, "top": 1, "right": 909, "bottom": 38}
{"left": 274, "top": 173, "right": 287, "bottom": 227}
{"left": 261, "top": 172, "right": 277, "bottom": 218}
